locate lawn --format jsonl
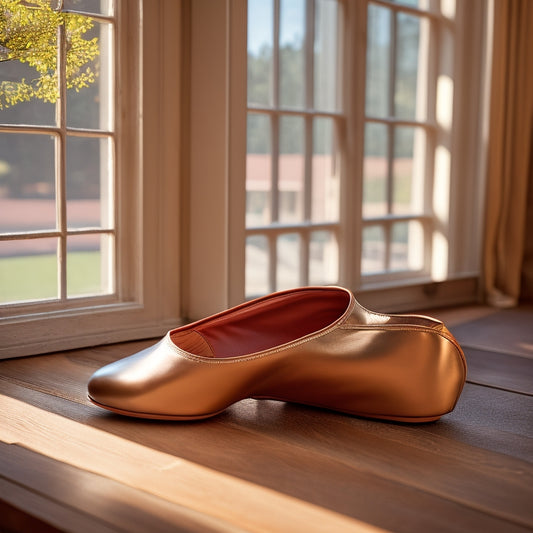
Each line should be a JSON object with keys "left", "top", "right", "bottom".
{"left": 0, "top": 251, "right": 103, "bottom": 304}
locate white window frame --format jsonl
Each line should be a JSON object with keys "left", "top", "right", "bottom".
{"left": 187, "top": 0, "right": 492, "bottom": 320}
{"left": 0, "top": 0, "right": 184, "bottom": 358}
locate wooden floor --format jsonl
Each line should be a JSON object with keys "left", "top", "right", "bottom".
{"left": 1, "top": 305, "right": 532, "bottom": 532}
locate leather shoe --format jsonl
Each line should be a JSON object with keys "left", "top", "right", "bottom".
{"left": 87, "top": 286, "right": 466, "bottom": 422}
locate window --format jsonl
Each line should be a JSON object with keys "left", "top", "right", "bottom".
{"left": 362, "top": 0, "right": 446, "bottom": 282}
{"left": 0, "top": 1, "right": 183, "bottom": 357}
{"left": 240, "top": 0, "right": 489, "bottom": 308}
{"left": 0, "top": 0, "right": 116, "bottom": 306}
{"left": 245, "top": 0, "right": 342, "bottom": 299}
{"left": 188, "top": 0, "right": 490, "bottom": 318}
{"left": 356, "top": 0, "right": 489, "bottom": 307}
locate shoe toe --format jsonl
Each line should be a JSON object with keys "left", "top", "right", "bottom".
{"left": 87, "top": 359, "right": 132, "bottom": 410}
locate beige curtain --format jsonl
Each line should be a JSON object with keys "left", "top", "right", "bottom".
{"left": 483, "top": 0, "right": 533, "bottom": 307}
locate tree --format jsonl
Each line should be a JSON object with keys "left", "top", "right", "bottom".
{"left": 0, "top": 0, "right": 99, "bottom": 109}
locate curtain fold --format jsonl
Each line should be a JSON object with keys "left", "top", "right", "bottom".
{"left": 483, "top": 0, "right": 533, "bottom": 307}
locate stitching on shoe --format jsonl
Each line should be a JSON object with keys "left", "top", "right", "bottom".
{"left": 167, "top": 303, "right": 466, "bottom": 377}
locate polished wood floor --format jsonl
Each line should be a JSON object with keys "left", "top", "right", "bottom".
{"left": 1, "top": 305, "right": 532, "bottom": 532}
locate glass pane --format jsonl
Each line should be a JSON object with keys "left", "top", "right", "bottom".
{"left": 362, "top": 225, "right": 386, "bottom": 274}
{"left": 247, "top": 0, "right": 274, "bottom": 106}
{"left": 245, "top": 234, "right": 270, "bottom": 298}
{"left": 314, "top": 0, "right": 339, "bottom": 112}
{"left": 246, "top": 114, "right": 272, "bottom": 226}
{"left": 393, "top": 126, "right": 425, "bottom": 214}
{"left": 0, "top": 59, "right": 56, "bottom": 126}
{"left": 67, "top": 233, "right": 113, "bottom": 297}
{"left": 279, "top": 0, "right": 305, "bottom": 108}
{"left": 391, "top": 221, "right": 424, "bottom": 271}
{"left": 366, "top": 5, "right": 391, "bottom": 117}
{"left": 0, "top": 0, "right": 59, "bottom": 125}
{"left": 278, "top": 115, "right": 304, "bottom": 223}
{"left": 67, "top": 19, "right": 113, "bottom": 130}
{"left": 394, "top": 13, "right": 421, "bottom": 120}
{"left": 363, "top": 123, "right": 388, "bottom": 218}
{"left": 66, "top": 136, "right": 113, "bottom": 229}
{"left": 0, "top": 238, "right": 58, "bottom": 303}
{"left": 63, "top": 0, "right": 114, "bottom": 16}
{"left": 0, "top": 133, "right": 56, "bottom": 233}
{"left": 312, "top": 117, "right": 339, "bottom": 222}
{"left": 277, "top": 233, "right": 300, "bottom": 290}
{"left": 309, "top": 230, "right": 338, "bottom": 285}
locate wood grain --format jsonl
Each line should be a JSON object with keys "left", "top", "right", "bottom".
{"left": 0, "top": 443, "right": 238, "bottom": 533}
{"left": 0, "top": 390, "right": 383, "bottom": 533}
{"left": 463, "top": 347, "right": 533, "bottom": 395}
{"left": 1, "top": 307, "right": 533, "bottom": 533}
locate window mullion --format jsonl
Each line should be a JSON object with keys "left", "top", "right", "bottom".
{"left": 301, "top": 229, "right": 310, "bottom": 286}
{"left": 269, "top": 232, "right": 277, "bottom": 293}
{"left": 305, "top": 0, "right": 315, "bottom": 110}
{"left": 384, "top": 222, "right": 392, "bottom": 271}
{"left": 271, "top": 114, "right": 280, "bottom": 224}
{"left": 303, "top": 0, "right": 315, "bottom": 221}
{"left": 303, "top": 0, "right": 315, "bottom": 286}
{"left": 386, "top": 10, "right": 397, "bottom": 215}
{"left": 56, "top": 23, "right": 68, "bottom": 302}
{"left": 271, "top": 0, "right": 281, "bottom": 226}
{"left": 304, "top": 116, "right": 313, "bottom": 222}
{"left": 385, "top": 10, "right": 397, "bottom": 273}
{"left": 273, "top": 0, "right": 280, "bottom": 108}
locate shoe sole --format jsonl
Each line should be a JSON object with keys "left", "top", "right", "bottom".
{"left": 88, "top": 395, "right": 441, "bottom": 423}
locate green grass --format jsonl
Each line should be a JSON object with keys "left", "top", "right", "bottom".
{"left": 0, "top": 251, "right": 103, "bottom": 304}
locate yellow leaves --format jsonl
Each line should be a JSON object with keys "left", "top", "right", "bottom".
{"left": 0, "top": 0, "right": 100, "bottom": 109}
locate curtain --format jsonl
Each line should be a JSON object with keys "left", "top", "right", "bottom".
{"left": 483, "top": 0, "right": 533, "bottom": 307}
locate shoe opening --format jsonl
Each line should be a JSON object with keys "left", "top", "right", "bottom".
{"left": 171, "top": 287, "right": 351, "bottom": 358}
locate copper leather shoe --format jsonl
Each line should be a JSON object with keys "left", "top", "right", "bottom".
{"left": 88, "top": 286, "right": 466, "bottom": 422}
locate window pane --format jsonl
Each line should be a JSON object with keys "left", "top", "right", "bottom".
{"left": 0, "top": 59, "right": 57, "bottom": 126}
{"left": 309, "top": 230, "right": 338, "bottom": 285}
{"left": 279, "top": 115, "right": 304, "bottom": 223}
{"left": 0, "top": 238, "right": 58, "bottom": 304}
{"left": 0, "top": 0, "right": 59, "bottom": 126}
{"left": 67, "top": 233, "right": 113, "bottom": 297}
{"left": 277, "top": 232, "right": 300, "bottom": 290}
{"left": 314, "top": 0, "right": 339, "bottom": 112}
{"left": 246, "top": 234, "right": 270, "bottom": 298}
{"left": 366, "top": 5, "right": 391, "bottom": 117}
{"left": 246, "top": 114, "right": 272, "bottom": 226}
{"left": 391, "top": 220, "right": 424, "bottom": 271}
{"left": 394, "top": 13, "right": 421, "bottom": 120}
{"left": 247, "top": 0, "right": 274, "bottom": 106}
{"left": 279, "top": 0, "right": 305, "bottom": 108}
{"left": 312, "top": 117, "right": 339, "bottom": 222}
{"left": 66, "top": 136, "right": 113, "bottom": 229}
{"left": 362, "top": 225, "right": 385, "bottom": 274}
{"left": 393, "top": 126, "right": 425, "bottom": 215}
{"left": 0, "top": 133, "right": 56, "bottom": 232}
{"left": 63, "top": 0, "right": 114, "bottom": 16}
{"left": 67, "top": 19, "right": 113, "bottom": 130}
{"left": 363, "top": 123, "right": 388, "bottom": 218}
